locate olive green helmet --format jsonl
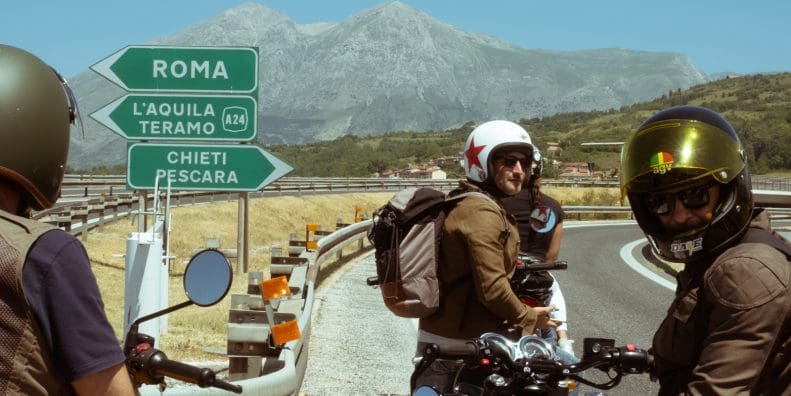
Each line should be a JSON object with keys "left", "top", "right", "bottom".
{"left": 0, "top": 44, "right": 77, "bottom": 211}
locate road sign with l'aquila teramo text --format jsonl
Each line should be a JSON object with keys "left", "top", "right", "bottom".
{"left": 91, "top": 94, "right": 256, "bottom": 141}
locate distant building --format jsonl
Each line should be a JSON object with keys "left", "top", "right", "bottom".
{"left": 399, "top": 165, "right": 447, "bottom": 179}
{"left": 436, "top": 155, "right": 463, "bottom": 167}
{"left": 545, "top": 142, "right": 562, "bottom": 157}
{"left": 556, "top": 161, "right": 592, "bottom": 178}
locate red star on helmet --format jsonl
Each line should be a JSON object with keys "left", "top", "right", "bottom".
{"left": 465, "top": 138, "right": 486, "bottom": 172}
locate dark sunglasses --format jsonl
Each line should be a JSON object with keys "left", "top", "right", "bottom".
{"left": 645, "top": 182, "right": 715, "bottom": 216}
{"left": 494, "top": 155, "right": 530, "bottom": 169}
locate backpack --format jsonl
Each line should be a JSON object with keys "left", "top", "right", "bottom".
{"left": 366, "top": 187, "right": 507, "bottom": 318}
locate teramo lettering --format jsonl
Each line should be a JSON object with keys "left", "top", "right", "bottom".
{"left": 139, "top": 121, "right": 215, "bottom": 135}
{"left": 155, "top": 169, "right": 238, "bottom": 184}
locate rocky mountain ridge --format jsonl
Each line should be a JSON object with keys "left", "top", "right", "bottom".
{"left": 69, "top": 1, "right": 707, "bottom": 169}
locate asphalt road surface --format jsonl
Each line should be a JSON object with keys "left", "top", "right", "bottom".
{"left": 301, "top": 220, "right": 791, "bottom": 395}
{"left": 300, "top": 220, "right": 679, "bottom": 395}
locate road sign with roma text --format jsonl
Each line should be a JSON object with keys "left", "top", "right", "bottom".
{"left": 127, "top": 143, "right": 292, "bottom": 191}
{"left": 91, "top": 94, "right": 256, "bottom": 141}
{"left": 91, "top": 46, "right": 258, "bottom": 93}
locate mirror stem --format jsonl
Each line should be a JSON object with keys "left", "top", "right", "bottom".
{"left": 130, "top": 300, "right": 194, "bottom": 329}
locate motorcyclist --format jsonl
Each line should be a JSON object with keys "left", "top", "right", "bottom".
{"left": 414, "top": 120, "right": 556, "bottom": 393}
{"left": 0, "top": 44, "right": 135, "bottom": 394}
{"left": 620, "top": 105, "right": 791, "bottom": 393}
{"left": 503, "top": 150, "right": 574, "bottom": 357}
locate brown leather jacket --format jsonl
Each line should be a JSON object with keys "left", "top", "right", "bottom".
{"left": 419, "top": 181, "right": 537, "bottom": 340}
{"left": 652, "top": 210, "right": 791, "bottom": 395}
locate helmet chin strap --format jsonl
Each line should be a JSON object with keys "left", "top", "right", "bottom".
{"left": 0, "top": 186, "right": 29, "bottom": 217}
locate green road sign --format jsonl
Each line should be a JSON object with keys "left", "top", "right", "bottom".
{"left": 127, "top": 143, "right": 292, "bottom": 191}
{"left": 91, "top": 94, "right": 257, "bottom": 141}
{"left": 91, "top": 46, "right": 258, "bottom": 93}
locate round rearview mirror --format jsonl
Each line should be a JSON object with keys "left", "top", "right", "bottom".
{"left": 183, "top": 249, "right": 233, "bottom": 307}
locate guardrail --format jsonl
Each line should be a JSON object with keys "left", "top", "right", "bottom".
{"left": 61, "top": 174, "right": 791, "bottom": 193}
{"left": 35, "top": 196, "right": 791, "bottom": 240}
{"left": 141, "top": 218, "right": 372, "bottom": 394}
{"left": 562, "top": 205, "right": 791, "bottom": 220}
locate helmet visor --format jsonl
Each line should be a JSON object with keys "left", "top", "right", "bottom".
{"left": 620, "top": 119, "right": 744, "bottom": 194}
{"left": 51, "top": 67, "right": 84, "bottom": 140}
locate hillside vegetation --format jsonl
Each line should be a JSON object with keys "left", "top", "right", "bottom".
{"left": 76, "top": 73, "right": 791, "bottom": 176}
{"left": 268, "top": 72, "right": 791, "bottom": 177}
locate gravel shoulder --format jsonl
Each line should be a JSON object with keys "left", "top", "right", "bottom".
{"left": 301, "top": 251, "right": 416, "bottom": 395}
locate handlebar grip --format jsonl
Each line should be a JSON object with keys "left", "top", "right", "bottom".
{"left": 214, "top": 379, "right": 243, "bottom": 394}
{"left": 434, "top": 341, "right": 480, "bottom": 360}
{"left": 366, "top": 276, "right": 381, "bottom": 286}
{"left": 148, "top": 350, "right": 217, "bottom": 388}
{"left": 618, "top": 347, "right": 654, "bottom": 374}
{"left": 521, "top": 261, "right": 568, "bottom": 271}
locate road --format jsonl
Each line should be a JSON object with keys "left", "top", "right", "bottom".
{"left": 301, "top": 221, "right": 679, "bottom": 395}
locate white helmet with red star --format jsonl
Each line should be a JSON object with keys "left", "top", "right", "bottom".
{"left": 463, "top": 120, "right": 534, "bottom": 184}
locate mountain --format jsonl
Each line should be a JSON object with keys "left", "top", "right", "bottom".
{"left": 68, "top": 1, "right": 708, "bottom": 170}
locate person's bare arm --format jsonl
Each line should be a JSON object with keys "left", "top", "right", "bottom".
{"left": 545, "top": 223, "right": 564, "bottom": 262}
{"left": 71, "top": 363, "right": 135, "bottom": 396}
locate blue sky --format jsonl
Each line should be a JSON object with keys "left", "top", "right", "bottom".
{"left": 3, "top": 1, "right": 789, "bottom": 78}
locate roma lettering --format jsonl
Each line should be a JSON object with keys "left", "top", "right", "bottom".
{"left": 152, "top": 60, "right": 229, "bottom": 80}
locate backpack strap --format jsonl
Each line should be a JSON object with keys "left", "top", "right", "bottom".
{"left": 447, "top": 191, "right": 511, "bottom": 245}
{"left": 739, "top": 227, "right": 791, "bottom": 259}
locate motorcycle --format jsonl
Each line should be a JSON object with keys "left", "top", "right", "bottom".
{"left": 510, "top": 253, "right": 566, "bottom": 310}
{"left": 511, "top": 253, "right": 571, "bottom": 353}
{"left": 411, "top": 333, "right": 653, "bottom": 395}
{"left": 124, "top": 249, "right": 242, "bottom": 394}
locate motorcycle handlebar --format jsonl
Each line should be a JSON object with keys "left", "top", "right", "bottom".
{"left": 418, "top": 341, "right": 652, "bottom": 381}
{"left": 146, "top": 350, "right": 243, "bottom": 394}
{"left": 566, "top": 345, "right": 653, "bottom": 376}
{"left": 518, "top": 261, "right": 568, "bottom": 271}
{"left": 516, "top": 254, "right": 568, "bottom": 272}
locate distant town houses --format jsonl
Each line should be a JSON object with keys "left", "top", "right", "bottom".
{"left": 373, "top": 150, "right": 612, "bottom": 181}
{"left": 553, "top": 160, "right": 607, "bottom": 179}
{"left": 374, "top": 155, "right": 459, "bottom": 179}
{"left": 545, "top": 142, "right": 562, "bottom": 157}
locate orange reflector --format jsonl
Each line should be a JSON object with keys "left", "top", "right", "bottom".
{"left": 568, "top": 379, "right": 577, "bottom": 392}
{"left": 306, "top": 240, "right": 318, "bottom": 250}
{"left": 272, "top": 320, "right": 301, "bottom": 345}
{"left": 306, "top": 223, "right": 319, "bottom": 232}
{"left": 260, "top": 276, "right": 290, "bottom": 301}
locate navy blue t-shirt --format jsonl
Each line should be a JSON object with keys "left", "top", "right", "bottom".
{"left": 503, "top": 190, "right": 564, "bottom": 259}
{"left": 22, "top": 229, "right": 125, "bottom": 382}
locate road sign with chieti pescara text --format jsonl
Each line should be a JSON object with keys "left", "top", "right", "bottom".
{"left": 127, "top": 143, "right": 292, "bottom": 191}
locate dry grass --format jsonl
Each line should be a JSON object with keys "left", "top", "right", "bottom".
{"left": 85, "top": 188, "right": 622, "bottom": 360}
{"left": 85, "top": 192, "right": 393, "bottom": 360}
